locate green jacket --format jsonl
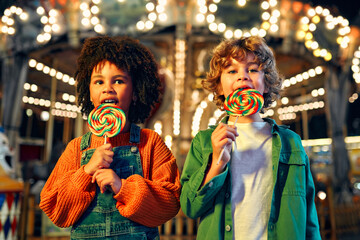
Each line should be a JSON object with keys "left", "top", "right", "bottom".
{"left": 180, "top": 117, "right": 321, "bottom": 240}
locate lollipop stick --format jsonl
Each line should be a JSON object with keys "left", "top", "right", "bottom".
{"left": 104, "top": 134, "right": 107, "bottom": 144}
{"left": 216, "top": 116, "right": 238, "bottom": 165}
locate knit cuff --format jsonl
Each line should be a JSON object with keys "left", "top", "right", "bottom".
{"left": 71, "top": 165, "right": 94, "bottom": 192}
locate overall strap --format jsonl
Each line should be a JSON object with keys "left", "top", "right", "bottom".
{"left": 80, "top": 132, "right": 92, "bottom": 151}
{"left": 129, "top": 123, "right": 141, "bottom": 144}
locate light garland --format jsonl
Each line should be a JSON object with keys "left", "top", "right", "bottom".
{"left": 28, "top": 59, "right": 76, "bottom": 86}
{"left": 173, "top": 39, "right": 186, "bottom": 136}
{"left": 164, "top": 135, "right": 172, "bottom": 150}
{"left": 282, "top": 66, "right": 324, "bottom": 89}
{"left": 208, "top": 108, "right": 224, "bottom": 126}
{"left": 36, "top": 6, "right": 63, "bottom": 44}
{"left": 349, "top": 93, "right": 358, "bottom": 103}
{"left": 191, "top": 93, "right": 226, "bottom": 137}
{"left": 278, "top": 101, "right": 325, "bottom": 114}
{"left": 197, "top": 0, "right": 279, "bottom": 39}
{"left": 296, "top": 6, "right": 351, "bottom": 61}
{"left": 352, "top": 46, "right": 360, "bottom": 84}
{"left": 302, "top": 136, "right": 360, "bottom": 150}
{"left": 154, "top": 120, "right": 162, "bottom": 136}
{"left": 136, "top": 0, "right": 168, "bottom": 31}
{"left": 191, "top": 99, "right": 208, "bottom": 137}
{"left": 1, "top": 6, "right": 29, "bottom": 35}
{"left": 80, "top": 0, "right": 104, "bottom": 34}
{"left": 22, "top": 95, "right": 81, "bottom": 119}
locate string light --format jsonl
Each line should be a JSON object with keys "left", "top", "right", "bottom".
{"left": 164, "top": 135, "right": 172, "bottom": 150}
{"left": 352, "top": 46, "right": 360, "bottom": 83}
{"left": 278, "top": 101, "right": 325, "bottom": 114}
{"left": 35, "top": 7, "right": 64, "bottom": 44}
{"left": 22, "top": 96, "right": 80, "bottom": 119}
{"left": 191, "top": 99, "right": 208, "bottom": 137}
{"left": 1, "top": 6, "right": 28, "bottom": 35}
{"left": 173, "top": 39, "right": 186, "bottom": 136}
{"left": 80, "top": 1, "right": 104, "bottom": 34}
{"left": 349, "top": 93, "right": 358, "bottom": 103}
{"left": 137, "top": 0, "right": 167, "bottom": 31}
{"left": 28, "top": 59, "right": 76, "bottom": 86}
{"left": 282, "top": 66, "right": 324, "bottom": 89}
{"left": 297, "top": 6, "right": 350, "bottom": 61}
{"left": 154, "top": 121, "right": 163, "bottom": 136}
{"left": 199, "top": 0, "right": 278, "bottom": 39}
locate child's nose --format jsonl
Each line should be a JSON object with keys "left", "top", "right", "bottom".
{"left": 237, "top": 71, "right": 249, "bottom": 81}
{"left": 103, "top": 83, "right": 114, "bottom": 93}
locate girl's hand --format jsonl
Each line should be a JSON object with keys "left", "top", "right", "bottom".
{"left": 92, "top": 169, "right": 122, "bottom": 194}
{"left": 211, "top": 123, "right": 238, "bottom": 168}
{"left": 84, "top": 143, "right": 114, "bottom": 176}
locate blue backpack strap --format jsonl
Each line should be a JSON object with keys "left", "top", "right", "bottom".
{"left": 80, "top": 132, "right": 92, "bottom": 151}
{"left": 129, "top": 124, "right": 141, "bottom": 144}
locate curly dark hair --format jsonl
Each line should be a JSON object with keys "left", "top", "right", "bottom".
{"left": 202, "top": 36, "right": 283, "bottom": 111}
{"left": 76, "top": 36, "right": 160, "bottom": 123}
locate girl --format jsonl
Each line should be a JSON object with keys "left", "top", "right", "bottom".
{"left": 40, "top": 36, "right": 181, "bottom": 239}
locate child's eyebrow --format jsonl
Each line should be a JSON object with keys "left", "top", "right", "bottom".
{"left": 91, "top": 74, "right": 129, "bottom": 79}
{"left": 247, "top": 62, "right": 259, "bottom": 66}
{"left": 113, "top": 74, "right": 129, "bottom": 79}
{"left": 91, "top": 74, "right": 103, "bottom": 78}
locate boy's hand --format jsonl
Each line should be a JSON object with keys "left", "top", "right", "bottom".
{"left": 92, "top": 169, "right": 122, "bottom": 194}
{"left": 211, "top": 123, "right": 238, "bottom": 167}
{"left": 84, "top": 143, "right": 114, "bottom": 176}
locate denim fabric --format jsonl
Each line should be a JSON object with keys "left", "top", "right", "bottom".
{"left": 71, "top": 124, "right": 159, "bottom": 240}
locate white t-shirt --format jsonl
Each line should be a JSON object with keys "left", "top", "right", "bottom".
{"left": 229, "top": 121, "right": 274, "bottom": 240}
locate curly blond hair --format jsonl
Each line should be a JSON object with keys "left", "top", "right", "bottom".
{"left": 202, "top": 36, "right": 283, "bottom": 111}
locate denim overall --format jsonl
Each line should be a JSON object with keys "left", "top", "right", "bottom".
{"left": 71, "top": 124, "right": 159, "bottom": 240}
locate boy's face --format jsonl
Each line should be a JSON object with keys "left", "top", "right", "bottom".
{"left": 89, "top": 61, "right": 133, "bottom": 117}
{"left": 219, "top": 54, "right": 267, "bottom": 99}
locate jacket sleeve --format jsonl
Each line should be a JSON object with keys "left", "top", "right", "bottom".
{"left": 113, "top": 132, "right": 181, "bottom": 227}
{"left": 180, "top": 132, "right": 228, "bottom": 219}
{"left": 39, "top": 138, "right": 96, "bottom": 228}
{"left": 305, "top": 156, "right": 322, "bottom": 239}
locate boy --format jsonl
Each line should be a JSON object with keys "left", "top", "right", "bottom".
{"left": 180, "top": 36, "right": 321, "bottom": 240}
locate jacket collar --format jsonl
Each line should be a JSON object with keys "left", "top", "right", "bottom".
{"left": 211, "top": 115, "right": 287, "bottom": 135}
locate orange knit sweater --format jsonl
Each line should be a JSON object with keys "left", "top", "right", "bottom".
{"left": 40, "top": 129, "right": 181, "bottom": 228}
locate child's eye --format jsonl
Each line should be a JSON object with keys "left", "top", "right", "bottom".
{"left": 228, "top": 70, "right": 237, "bottom": 74}
{"left": 93, "top": 80, "right": 103, "bottom": 85}
{"left": 249, "top": 69, "right": 259, "bottom": 73}
{"left": 114, "top": 79, "right": 124, "bottom": 84}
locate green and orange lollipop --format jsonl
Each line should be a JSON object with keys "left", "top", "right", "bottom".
{"left": 224, "top": 88, "right": 264, "bottom": 116}
{"left": 88, "top": 104, "right": 126, "bottom": 143}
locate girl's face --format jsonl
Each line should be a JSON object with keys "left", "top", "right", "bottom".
{"left": 90, "top": 61, "right": 133, "bottom": 117}
{"left": 219, "top": 54, "right": 267, "bottom": 99}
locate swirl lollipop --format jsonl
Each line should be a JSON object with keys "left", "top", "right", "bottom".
{"left": 88, "top": 104, "right": 126, "bottom": 143}
{"left": 224, "top": 88, "right": 264, "bottom": 116}
{"left": 217, "top": 88, "right": 264, "bottom": 165}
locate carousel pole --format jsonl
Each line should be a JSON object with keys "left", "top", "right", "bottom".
{"left": 44, "top": 60, "right": 57, "bottom": 164}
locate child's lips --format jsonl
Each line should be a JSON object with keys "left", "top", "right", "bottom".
{"left": 237, "top": 86, "right": 252, "bottom": 90}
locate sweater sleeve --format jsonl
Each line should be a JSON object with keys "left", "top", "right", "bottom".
{"left": 39, "top": 138, "right": 96, "bottom": 228}
{"left": 113, "top": 131, "right": 181, "bottom": 227}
